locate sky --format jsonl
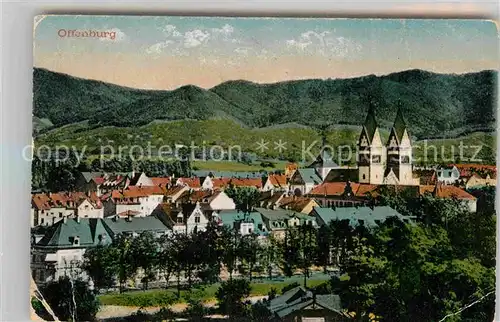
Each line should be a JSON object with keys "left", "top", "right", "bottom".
{"left": 34, "top": 16, "right": 498, "bottom": 90}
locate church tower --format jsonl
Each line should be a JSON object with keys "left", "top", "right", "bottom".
{"left": 357, "top": 103, "right": 385, "bottom": 184}
{"left": 385, "top": 105, "right": 413, "bottom": 185}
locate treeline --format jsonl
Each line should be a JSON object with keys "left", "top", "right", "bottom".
{"left": 31, "top": 151, "right": 192, "bottom": 192}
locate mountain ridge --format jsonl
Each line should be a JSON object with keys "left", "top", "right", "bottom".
{"left": 33, "top": 67, "right": 497, "bottom": 139}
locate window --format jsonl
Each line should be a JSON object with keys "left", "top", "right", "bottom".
{"left": 59, "top": 212, "right": 63, "bottom": 218}
{"left": 195, "top": 216, "right": 201, "bottom": 223}
{"left": 40, "top": 218, "right": 44, "bottom": 224}
{"left": 362, "top": 174, "right": 366, "bottom": 180}
{"left": 177, "top": 217, "right": 183, "bottom": 224}
{"left": 372, "top": 155, "right": 381, "bottom": 163}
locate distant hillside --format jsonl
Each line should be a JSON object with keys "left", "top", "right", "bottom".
{"left": 33, "top": 67, "right": 496, "bottom": 138}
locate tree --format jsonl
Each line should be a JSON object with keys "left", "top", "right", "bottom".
{"left": 111, "top": 234, "right": 136, "bottom": 293}
{"left": 238, "top": 233, "right": 262, "bottom": 281}
{"left": 81, "top": 245, "right": 116, "bottom": 292}
{"left": 41, "top": 277, "right": 100, "bottom": 321}
{"left": 225, "top": 186, "right": 261, "bottom": 212}
{"left": 216, "top": 279, "right": 251, "bottom": 317}
{"left": 280, "top": 225, "right": 317, "bottom": 287}
{"left": 129, "top": 231, "right": 160, "bottom": 290}
{"left": 219, "top": 226, "right": 239, "bottom": 280}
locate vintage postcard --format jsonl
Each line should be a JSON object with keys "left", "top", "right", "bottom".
{"left": 31, "top": 16, "right": 497, "bottom": 321}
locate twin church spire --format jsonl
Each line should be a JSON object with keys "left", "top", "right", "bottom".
{"left": 358, "top": 99, "right": 413, "bottom": 185}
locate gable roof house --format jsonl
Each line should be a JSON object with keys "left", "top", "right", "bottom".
{"left": 267, "top": 286, "right": 348, "bottom": 321}
{"left": 152, "top": 201, "right": 210, "bottom": 234}
{"left": 419, "top": 183, "right": 477, "bottom": 212}
{"left": 31, "top": 192, "right": 104, "bottom": 227}
{"left": 308, "top": 182, "right": 378, "bottom": 208}
{"left": 308, "top": 147, "right": 341, "bottom": 182}
{"left": 110, "top": 185, "right": 165, "bottom": 217}
{"left": 175, "top": 177, "right": 202, "bottom": 190}
{"left": 102, "top": 215, "right": 170, "bottom": 238}
{"left": 312, "top": 206, "right": 413, "bottom": 229}
{"left": 435, "top": 166, "right": 460, "bottom": 185}
{"left": 289, "top": 168, "right": 322, "bottom": 196}
{"left": 218, "top": 210, "right": 269, "bottom": 236}
{"left": 262, "top": 174, "right": 289, "bottom": 192}
{"left": 31, "top": 217, "right": 111, "bottom": 285}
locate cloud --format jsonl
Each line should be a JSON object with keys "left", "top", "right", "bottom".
{"left": 100, "top": 28, "right": 127, "bottom": 42}
{"left": 211, "top": 23, "right": 234, "bottom": 36}
{"left": 145, "top": 23, "right": 240, "bottom": 55}
{"left": 285, "top": 30, "right": 362, "bottom": 57}
{"left": 145, "top": 40, "right": 174, "bottom": 54}
{"left": 162, "top": 24, "right": 182, "bottom": 38}
{"left": 184, "top": 29, "right": 211, "bottom": 48}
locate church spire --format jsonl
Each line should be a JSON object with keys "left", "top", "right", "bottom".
{"left": 392, "top": 101, "right": 408, "bottom": 143}
{"left": 362, "top": 97, "right": 378, "bottom": 144}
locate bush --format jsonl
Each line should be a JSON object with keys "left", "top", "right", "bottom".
{"left": 215, "top": 279, "right": 251, "bottom": 317}
{"left": 41, "top": 277, "right": 100, "bottom": 321}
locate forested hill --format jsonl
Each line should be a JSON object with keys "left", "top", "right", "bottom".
{"left": 33, "top": 67, "right": 496, "bottom": 138}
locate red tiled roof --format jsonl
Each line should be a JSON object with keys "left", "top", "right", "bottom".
{"left": 32, "top": 192, "right": 103, "bottom": 210}
{"left": 419, "top": 184, "right": 476, "bottom": 200}
{"left": 279, "top": 196, "right": 315, "bottom": 212}
{"left": 309, "top": 182, "right": 358, "bottom": 196}
{"left": 112, "top": 185, "right": 164, "bottom": 199}
{"left": 355, "top": 184, "right": 379, "bottom": 197}
{"left": 269, "top": 174, "right": 287, "bottom": 187}
{"left": 177, "top": 177, "right": 201, "bottom": 188}
{"left": 212, "top": 178, "right": 232, "bottom": 189}
{"left": 230, "top": 178, "right": 262, "bottom": 188}
{"left": 151, "top": 177, "right": 171, "bottom": 186}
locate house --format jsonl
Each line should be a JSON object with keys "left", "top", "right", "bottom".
{"left": 102, "top": 215, "right": 170, "bottom": 238}
{"left": 419, "top": 183, "right": 477, "bottom": 212}
{"left": 267, "top": 286, "right": 348, "bottom": 321}
{"left": 413, "top": 169, "right": 437, "bottom": 185}
{"left": 177, "top": 189, "right": 236, "bottom": 211}
{"left": 435, "top": 166, "right": 460, "bottom": 185}
{"left": 308, "top": 182, "right": 377, "bottom": 208}
{"left": 312, "top": 206, "right": 412, "bottom": 228}
{"left": 218, "top": 210, "right": 269, "bottom": 236}
{"left": 76, "top": 172, "right": 130, "bottom": 196}
{"left": 152, "top": 202, "right": 210, "bottom": 234}
{"left": 128, "top": 171, "right": 154, "bottom": 187}
{"left": 176, "top": 177, "right": 202, "bottom": 190}
{"left": 462, "top": 172, "right": 497, "bottom": 189}
{"left": 324, "top": 168, "right": 359, "bottom": 183}
{"left": 254, "top": 207, "right": 315, "bottom": 239}
{"left": 31, "top": 192, "right": 104, "bottom": 227}
{"left": 279, "top": 196, "right": 319, "bottom": 214}
{"left": 262, "top": 174, "right": 288, "bottom": 192}
{"left": 259, "top": 191, "right": 287, "bottom": 209}
{"left": 308, "top": 147, "right": 341, "bottom": 181}
{"left": 289, "top": 168, "right": 322, "bottom": 195}
{"left": 110, "top": 185, "right": 165, "bottom": 217}
{"left": 31, "top": 217, "right": 111, "bottom": 285}
{"left": 150, "top": 176, "right": 172, "bottom": 187}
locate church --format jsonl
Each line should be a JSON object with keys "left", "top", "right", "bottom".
{"left": 357, "top": 104, "right": 419, "bottom": 186}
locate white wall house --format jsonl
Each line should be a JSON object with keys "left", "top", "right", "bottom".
{"left": 184, "top": 202, "right": 209, "bottom": 234}
{"left": 207, "top": 191, "right": 236, "bottom": 211}
{"left": 31, "top": 192, "right": 103, "bottom": 227}
{"left": 436, "top": 166, "right": 460, "bottom": 185}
